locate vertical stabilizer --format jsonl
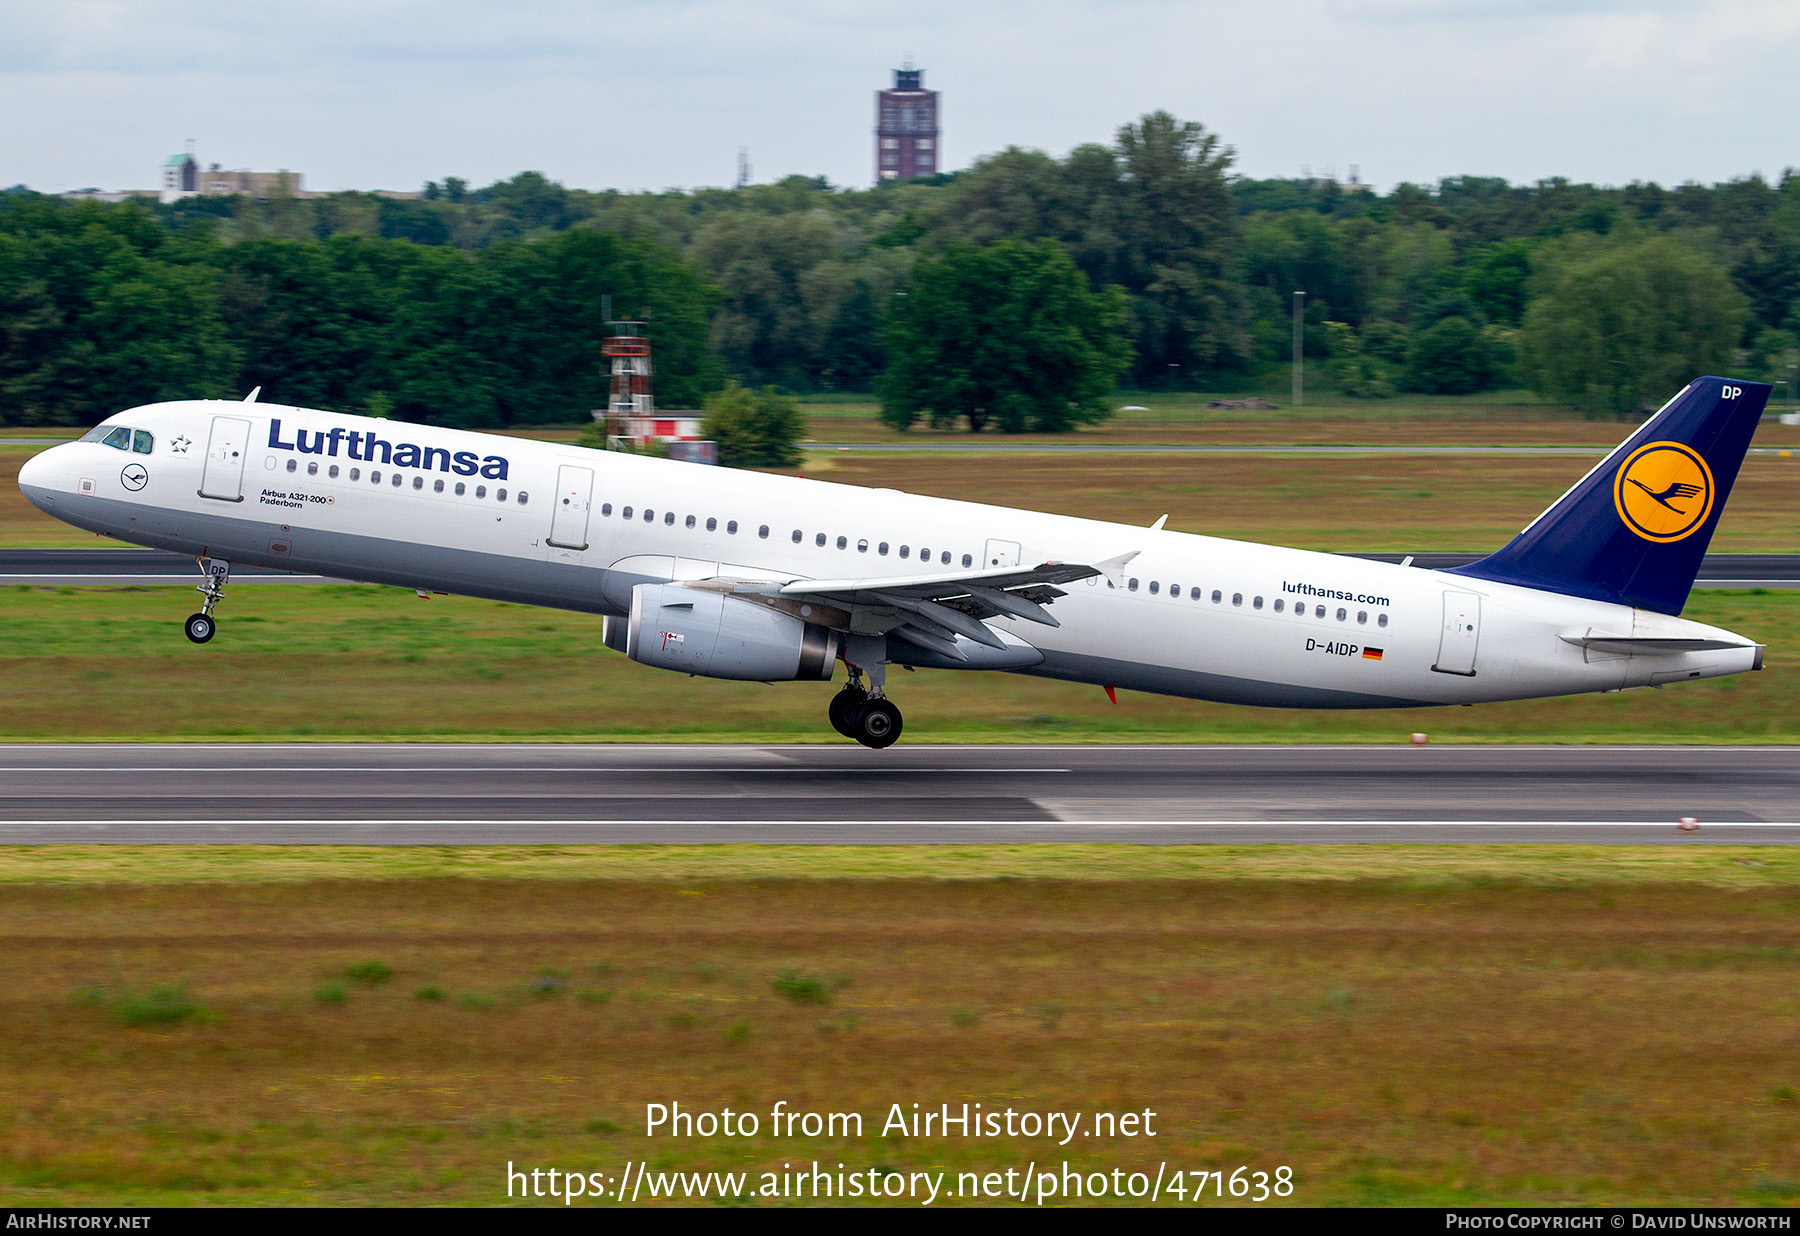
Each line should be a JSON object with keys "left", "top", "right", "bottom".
{"left": 1447, "top": 377, "right": 1769, "bottom": 615}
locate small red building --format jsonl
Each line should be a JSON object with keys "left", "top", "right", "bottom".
{"left": 596, "top": 324, "right": 711, "bottom": 462}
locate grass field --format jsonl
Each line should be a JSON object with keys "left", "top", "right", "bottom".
{"left": 1, "top": 846, "right": 1797, "bottom": 1206}
{"left": 784, "top": 451, "right": 1800, "bottom": 552}
{"left": 785, "top": 391, "right": 1800, "bottom": 449}
{"left": 0, "top": 585, "right": 1795, "bottom": 742}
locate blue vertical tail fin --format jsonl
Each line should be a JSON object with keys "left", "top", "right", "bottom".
{"left": 1447, "top": 377, "right": 1770, "bottom": 615}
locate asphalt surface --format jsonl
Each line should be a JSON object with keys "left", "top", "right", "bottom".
{"left": 1, "top": 744, "right": 1796, "bottom": 844}
{"left": 0, "top": 548, "right": 341, "bottom": 585}
{"left": 2, "top": 548, "right": 1796, "bottom": 588}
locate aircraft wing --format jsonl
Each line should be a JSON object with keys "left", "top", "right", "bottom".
{"left": 752, "top": 553, "right": 1138, "bottom": 662}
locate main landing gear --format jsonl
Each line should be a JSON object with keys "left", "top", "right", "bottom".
{"left": 185, "top": 558, "right": 229, "bottom": 644}
{"left": 830, "top": 665, "right": 903, "bottom": 749}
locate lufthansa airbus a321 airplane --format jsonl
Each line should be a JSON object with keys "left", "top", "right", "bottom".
{"left": 17, "top": 376, "right": 1771, "bottom": 748}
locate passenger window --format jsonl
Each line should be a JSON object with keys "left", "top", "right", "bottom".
{"left": 307, "top": 461, "right": 318, "bottom": 476}
{"left": 350, "top": 467, "right": 361, "bottom": 481}
{"left": 1315, "top": 605, "right": 1326, "bottom": 618}
{"left": 815, "top": 533, "right": 826, "bottom": 547}
{"left": 900, "top": 546, "right": 910, "bottom": 559}
{"left": 1336, "top": 607, "right": 1346, "bottom": 621}
{"left": 941, "top": 551, "right": 951, "bottom": 565}
{"left": 642, "top": 508, "right": 652, "bottom": 521}
{"left": 1128, "top": 578, "right": 1139, "bottom": 592}
{"left": 1148, "top": 581, "right": 1158, "bottom": 595}
{"left": 286, "top": 459, "right": 297, "bottom": 473}
{"left": 1169, "top": 583, "right": 1179, "bottom": 596}
{"left": 791, "top": 529, "right": 801, "bottom": 543}
{"left": 662, "top": 510, "right": 672, "bottom": 523}
{"left": 920, "top": 548, "right": 930, "bottom": 562}
{"left": 1190, "top": 587, "right": 1201, "bottom": 600}
{"left": 690, "top": 516, "right": 699, "bottom": 529}
{"left": 101, "top": 427, "right": 132, "bottom": 451}
{"left": 519, "top": 492, "right": 529, "bottom": 505}
{"left": 1211, "top": 590, "right": 1221, "bottom": 603}
{"left": 836, "top": 535, "right": 847, "bottom": 550}
{"left": 1232, "top": 593, "right": 1243, "bottom": 606}
{"left": 1274, "top": 598, "right": 1284, "bottom": 613}
{"left": 433, "top": 479, "right": 444, "bottom": 493}
{"left": 329, "top": 465, "right": 340, "bottom": 479}
{"left": 392, "top": 473, "right": 402, "bottom": 486}
{"left": 727, "top": 520, "right": 738, "bottom": 534}
{"left": 759, "top": 525, "right": 770, "bottom": 539}
{"left": 1253, "top": 596, "right": 1263, "bottom": 609}
{"left": 961, "top": 553, "right": 972, "bottom": 567}
{"left": 478, "top": 485, "right": 488, "bottom": 499}
{"left": 132, "top": 430, "right": 153, "bottom": 454}
{"left": 878, "top": 542, "right": 889, "bottom": 556}
{"left": 372, "top": 471, "right": 382, "bottom": 484}
{"left": 706, "top": 517, "right": 716, "bottom": 531}
{"left": 858, "top": 539, "right": 868, "bottom": 553}
{"left": 1378, "top": 613, "right": 1389, "bottom": 628}
{"left": 1357, "top": 611, "right": 1367, "bottom": 625}
{"left": 413, "top": 476, "right": 423, "bottom": 490}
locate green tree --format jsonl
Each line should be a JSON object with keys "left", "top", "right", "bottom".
{"left": 879, "top": 239, "right": 1130, "bottom": 433}
{"left": 1321, "top": 321, "right": 1396, "bottom": 399}
{"left": 1518, "top": 233, "right": 1747, "bottom": 414}
{"left": 1462, "top": 239, "right": 1533, "bottom": 327}
{"left": 934, "top": 113, "right": 1242, "bottom": 386}
{"left": 702, "top": 381, "right": 805, "bottom": 468}
{"left": 1404, "top": 316, "right": 1495, "bottom": 394}
{"left": 1111, "top": 112, "right": 1244, "bottom": 381}
{"left": 0, "top": 197, "right": 236, "bottom": 424}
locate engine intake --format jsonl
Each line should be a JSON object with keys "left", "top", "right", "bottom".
{"left": 604, "top": 583, "right": 839, "bottom": 681}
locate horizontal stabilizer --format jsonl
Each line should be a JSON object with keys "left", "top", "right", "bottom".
{"left": 1560, "top": 634, "right": 1751, "bottom": 656}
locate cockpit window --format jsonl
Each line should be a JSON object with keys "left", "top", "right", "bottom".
{"left": 132, "top": 430, "right": 153, "bottom": 454}
{"left": 100, "top": 427, "right": 133, "bottom": 451}
{"left": 79, "top": 426, "right": 112, "bottom": 444}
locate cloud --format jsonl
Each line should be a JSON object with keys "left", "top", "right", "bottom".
{"left": 1, "top": 0, "right": 1796, "bottom": 194}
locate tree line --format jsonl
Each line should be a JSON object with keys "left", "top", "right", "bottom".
{"left": 5, "top": 111, "right": 1799, "bottom": 428}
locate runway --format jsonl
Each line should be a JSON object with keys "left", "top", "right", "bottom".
{"left": 2, "top": 744, "right": 1797, "bottom": 844}
{"left": 2, "top": 548, "right": 1796, "bottom": 588}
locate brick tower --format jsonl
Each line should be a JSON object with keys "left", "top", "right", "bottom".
{"left": 874, "top": 64, "right": 939, "bottom": 183}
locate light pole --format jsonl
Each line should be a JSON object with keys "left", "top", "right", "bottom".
{"left": 1292, "top": 291, "right": 1306, "bottom": 408}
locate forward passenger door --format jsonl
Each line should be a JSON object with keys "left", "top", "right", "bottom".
{"left": 199, "top": 416, "right": 250, "bottom": 502}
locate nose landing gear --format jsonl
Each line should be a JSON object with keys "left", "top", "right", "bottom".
{"left": 185, "top": 558, "right": 229, "bottom": 644}
{"left": 830, "top": 661, "right": 904, "bottom": 749}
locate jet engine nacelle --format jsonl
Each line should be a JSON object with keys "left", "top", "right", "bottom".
{"left": 604, "top": 583, "right": 839, "bottom": 681}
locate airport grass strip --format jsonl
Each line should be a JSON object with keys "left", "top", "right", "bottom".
{"left": 2, "top": 843, "right": 1800, "bottom": 885}
{"left": 0, "top": 586, "right": 1796, "bottom": 742}
{"left": 0, "top": 867, "right": 1796, "bottom": 1206}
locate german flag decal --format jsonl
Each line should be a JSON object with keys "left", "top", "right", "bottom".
{"left": 1363, "top": 647, "right": 1384, "bottom": 661}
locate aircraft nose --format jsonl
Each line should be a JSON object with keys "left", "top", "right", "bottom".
{"left": 17, "top": 445, "right": 65, "bottom": 512}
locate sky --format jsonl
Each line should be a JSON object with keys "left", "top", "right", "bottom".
{"left": 4, "top": 0, "right": 1799, "bottom": 196}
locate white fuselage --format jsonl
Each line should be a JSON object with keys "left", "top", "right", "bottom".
{"left": 17, "top": 400, "right": 1763, "bottom": 708}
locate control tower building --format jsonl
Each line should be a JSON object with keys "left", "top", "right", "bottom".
{"left": 874, "top": 64, "right": 939, "bottom": 183}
